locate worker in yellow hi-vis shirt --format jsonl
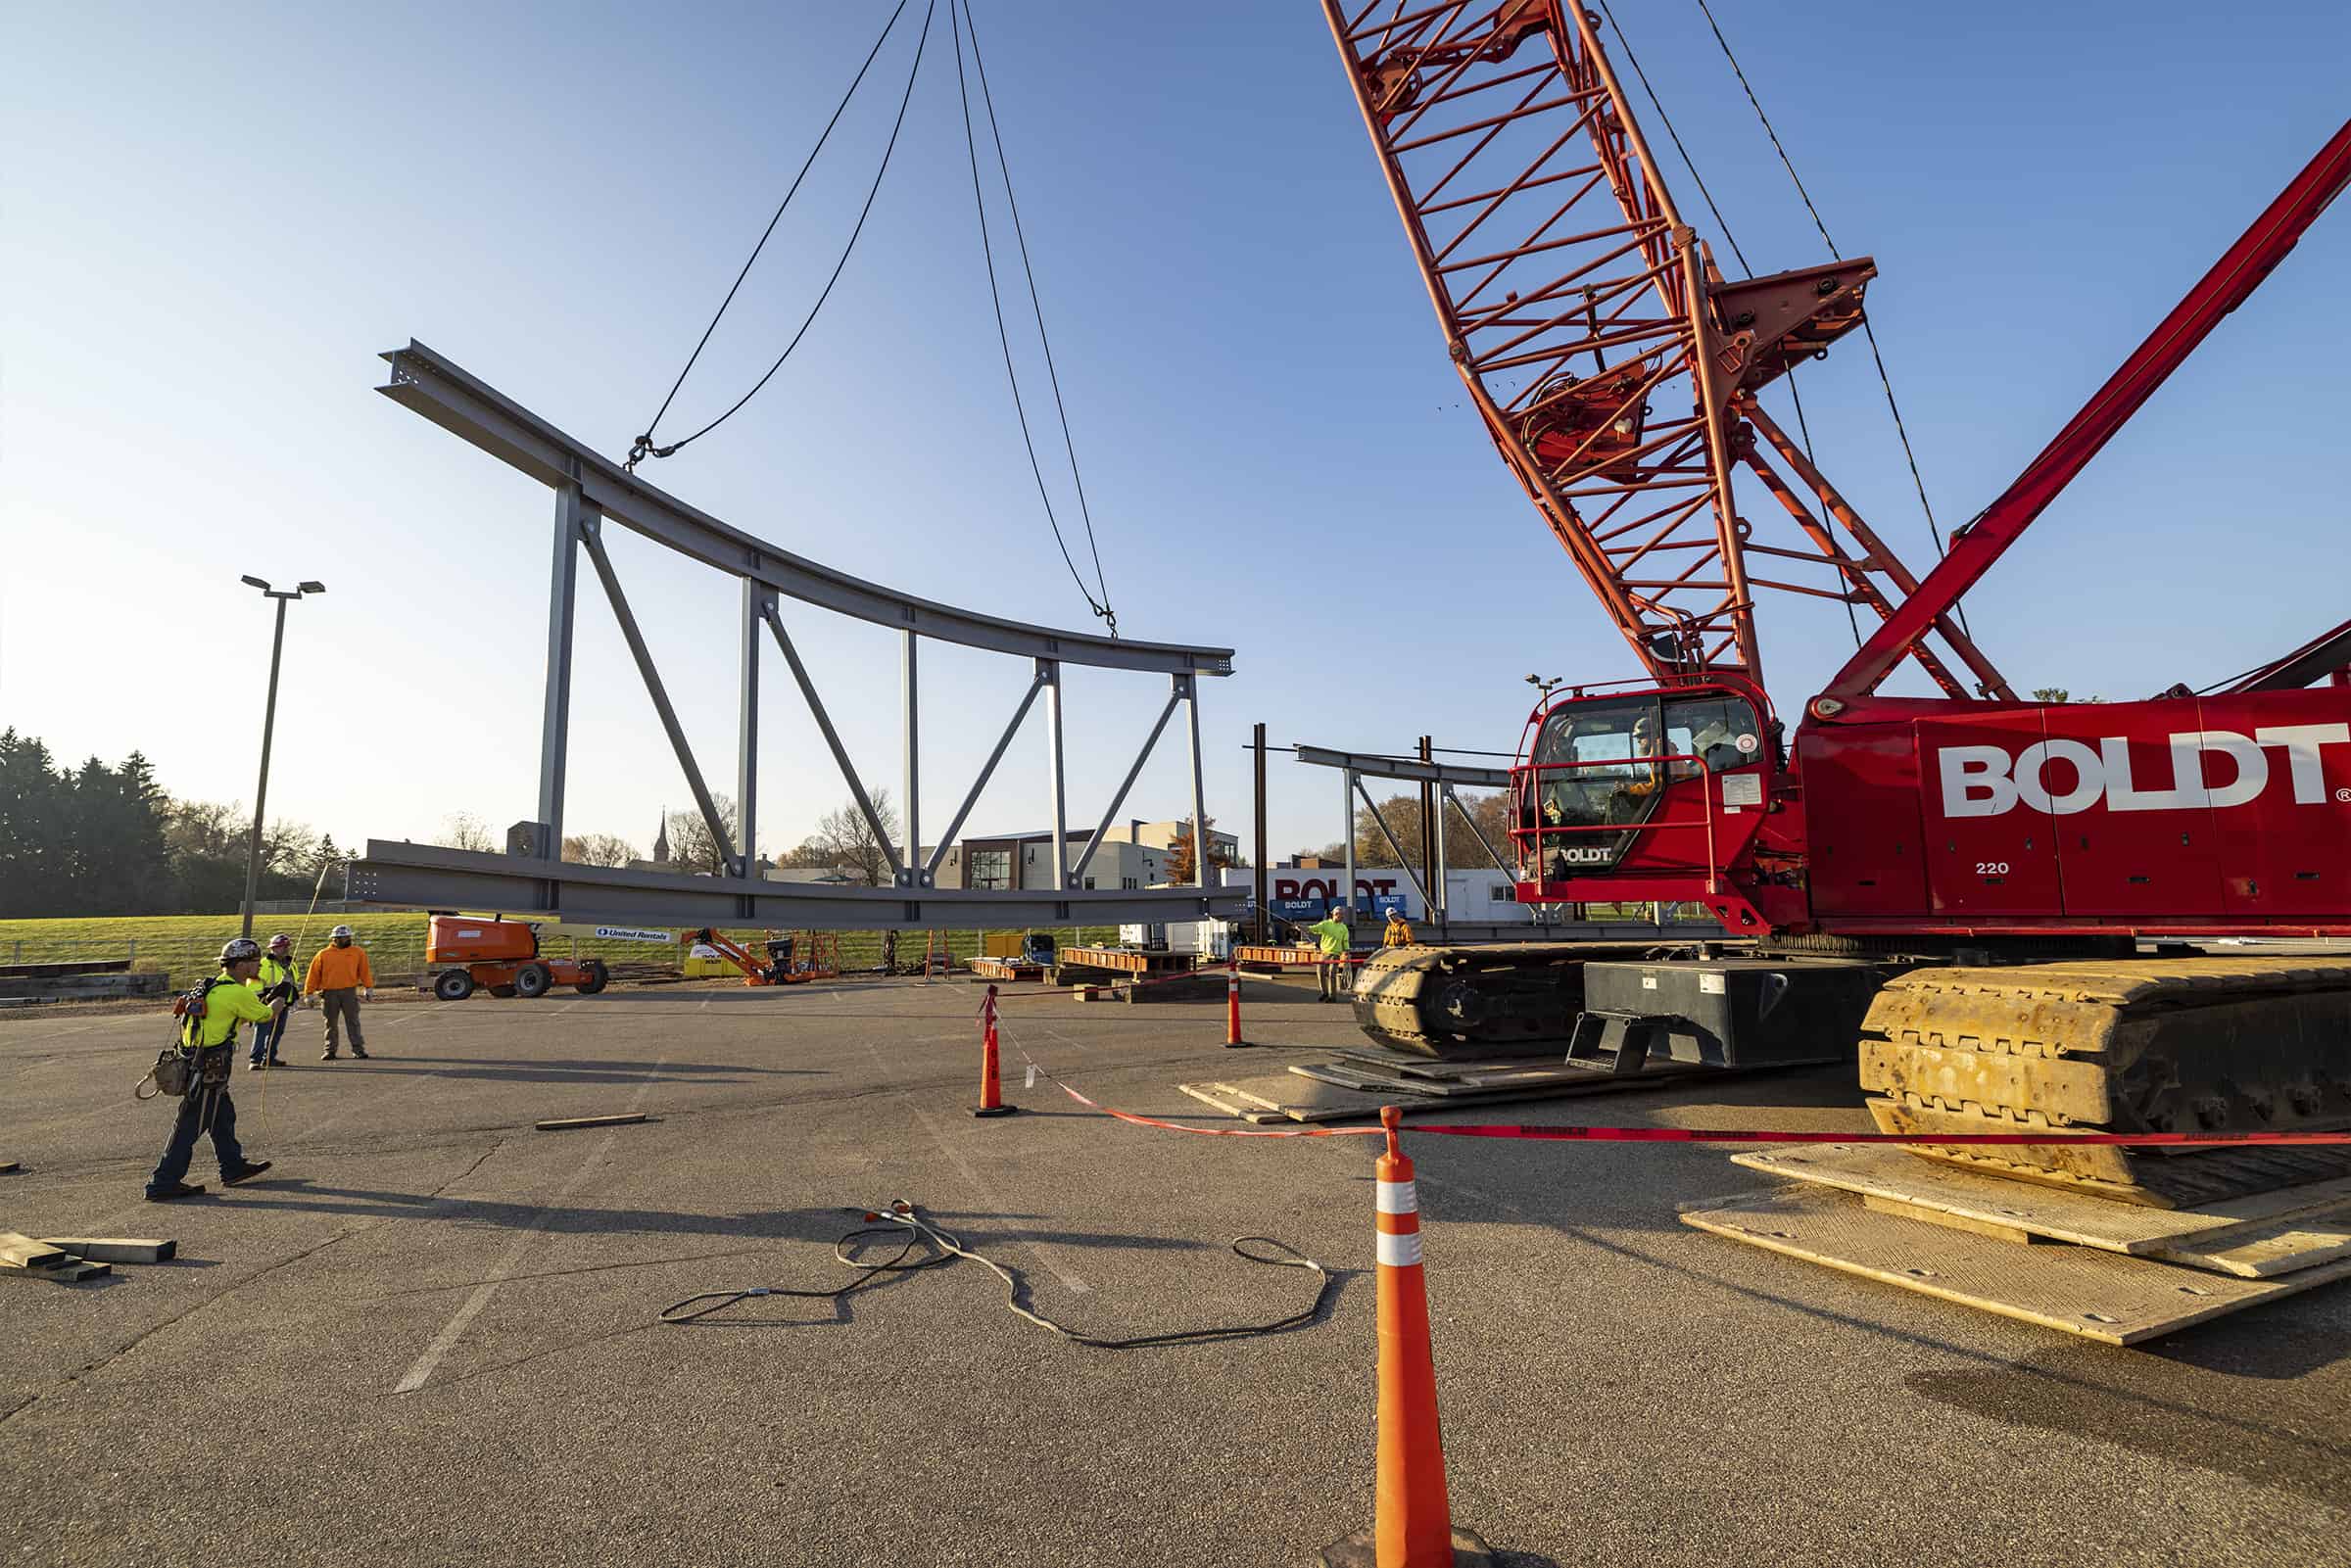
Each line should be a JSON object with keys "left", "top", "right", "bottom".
{"left": 304, "top": 924, "right": 374, "bottom": 1061}
{"left": 1308, "top": 907, "right": 1353, "bottom": 1003}
{"left": 148, "top": 937, "right": 277, "bottom": 1202}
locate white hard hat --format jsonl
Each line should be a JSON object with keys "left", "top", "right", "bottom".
{"left": 267, "top": 933, "right": 293, "bottom": 949}
{"left": 220, "top": 937, "right": 263, "bottom": 963}
{"left": 330, "top": 924, "right": 356, "bottom": 938}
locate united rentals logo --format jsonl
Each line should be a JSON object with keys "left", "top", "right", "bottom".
{"left": 1938, "top": 724, "right": 2351, "bottom": 818}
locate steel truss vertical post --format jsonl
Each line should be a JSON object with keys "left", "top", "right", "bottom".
{"left": 901, "top": 629, "right": 922, "bottom": 887}
{"left": 737, "top": 581, "right": 762, "bottom": 880}
{"left": 1433, "top": 774, "right": 1449, "bottom": 932}
{"left": 1252, "top": 722, "right": 1268, "bottom": 943}
{"left": 1184, "top": 675, "right": 1209, "bottom": 890}
{"left": 537, "top": 478, "right": 584, "bottom": 844}
{"left": 1417, "top": 735, "right": 1436, "bottom": 926}
{"left": 1042, "top": 659, "right": 1070, "bottom": 891}
{"left": 1342, "top": 767, "right": 1357, "bottom": 927}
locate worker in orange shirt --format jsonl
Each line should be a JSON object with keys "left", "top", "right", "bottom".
{"left": 304, "top": 924, "right": 373, "bottom": 1061}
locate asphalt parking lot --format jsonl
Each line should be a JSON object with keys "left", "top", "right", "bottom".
{"left": 5, "top": 974, "right": 2348, "bottom": 1567}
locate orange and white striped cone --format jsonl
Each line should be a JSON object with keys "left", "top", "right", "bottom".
{"left": 972, "top": 984, "right": 1018, "bottom": 1118}
{"left": 1319, "top": 1106, "right": 1492, "bottom": 1568}
{"left": 1223, "top": 956, "right": 1249, "bottom": 1048}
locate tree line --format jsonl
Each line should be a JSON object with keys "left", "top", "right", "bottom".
{"left": 1295, "top": 787, "right": 1518, "bottom": 873}
{"left": 0, "top": 730, "right": 347, "bottom": 918}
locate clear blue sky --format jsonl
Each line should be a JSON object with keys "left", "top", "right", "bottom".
{"left": 5, "top": 2, "right": 2345, "bottom": 867}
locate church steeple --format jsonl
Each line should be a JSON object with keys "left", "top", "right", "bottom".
{"left": 652, "top": 810, "right": 670, "bottom": 864}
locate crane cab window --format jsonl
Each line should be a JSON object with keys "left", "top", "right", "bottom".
{"left": 1523, "top": 696, "right": 1667, "bottom": 834}
{"left": 1662, "top": 694, "right": 1763, "bottom": 778}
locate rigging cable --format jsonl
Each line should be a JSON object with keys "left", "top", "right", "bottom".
{"left": 1691, "top": 0, "right": 1969, "bottom": 646}
{"left": 1596, "top": 1, "right": 1861, "bottom": 645}
{"left": 949, "top": 0, "right": 1117, "bottom": 635}
{"left": 626, "top": 0, "right": 939, "bottom": 469}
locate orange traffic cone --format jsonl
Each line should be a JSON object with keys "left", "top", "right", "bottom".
{"left": 972, "top": 984, "right": 1017, "bottom": 1118}
{"left": 1319, "top": 1106, "right": 1492, "bottom": 1568}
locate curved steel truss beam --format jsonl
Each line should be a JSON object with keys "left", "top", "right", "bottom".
{"left": 378, "top": 341, "right": 1233, "bottom": 677}
{"left": 365, "top": 340, "right": 1237, "bottom": 923}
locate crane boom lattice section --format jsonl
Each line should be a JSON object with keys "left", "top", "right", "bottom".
{"left": 1323, "top": 0, "right": 2007, "bottom": 699}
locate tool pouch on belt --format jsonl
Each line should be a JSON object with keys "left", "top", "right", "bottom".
{"left": 143, "top": 1048, "right": 193, "bottom": 1099}
{"left": 141, "top": 976, "right": 228, "bottom": 1101}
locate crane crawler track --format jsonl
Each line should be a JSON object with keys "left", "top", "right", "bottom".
{"left": 1351, "top": 942, "right": 1695, "bottom": 1060}
{"left": 1859, "top": 955, "right": 2351, "bottom": 1208}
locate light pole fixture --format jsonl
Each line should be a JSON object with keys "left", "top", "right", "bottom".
{"left": 240, "top": 577, "right": 326, "bottom": 938}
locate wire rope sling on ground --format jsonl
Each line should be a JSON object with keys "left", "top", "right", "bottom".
{"left": 659, "top": 1200, "right": 1332, "bottom": 1347}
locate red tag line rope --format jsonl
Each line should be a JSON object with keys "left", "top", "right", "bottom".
{"left": 1405, "top": 1124, "right": 2351, "bottom": 1147}
{"left": 989, "top": 1018, "right": 2351, "bottom": 1148}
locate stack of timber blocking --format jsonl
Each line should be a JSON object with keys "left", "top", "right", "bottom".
{"left": 1682, "top": 1144, "right": 2351, "bottom": 1343}
{"left": 1, "top": 1231, "right": 175, "bottom": 1285}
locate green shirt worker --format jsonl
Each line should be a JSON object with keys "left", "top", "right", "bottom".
{"left": 1309, "top": 907, "right": 1353, "bottom": 1002}
{"left": 148, "top": 937, "right": 277, "bottom": 1202}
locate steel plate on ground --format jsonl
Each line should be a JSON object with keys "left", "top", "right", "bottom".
{"left": 1682, "top": 1184, "right": 2351, "bottom": 1344}
{"left": 1733, "top": 1145, "right": 2351, "bottom": 1260}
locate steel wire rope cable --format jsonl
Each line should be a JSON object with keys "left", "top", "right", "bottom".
{"left": 1690, "top": 0, "right": 1973, "bottom": 649}
{"left": 947, "top": 0, "right": 1117, "bottom": 635}
{"left": 625, "top": 0, "right": 939, "bottom": 469}
{"left": 257, "top": 857, "right": 336, "bottom": 1134}
{"left": 1594, "top": 1, "right": 1860, "bottom": 645}
{"left": 662, "top": 1192, "right": 1331, "bottom": 1343}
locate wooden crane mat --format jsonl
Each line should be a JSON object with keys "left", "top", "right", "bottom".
{"left": 1731, "top": 1145, "right": 2351, "bottom": 1277}
{"left": 1682, "top": 1184, "right": 2351, "bottom": 1345}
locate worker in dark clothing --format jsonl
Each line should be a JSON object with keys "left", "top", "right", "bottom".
{"left": 149, "top": 937, "right": 277, "bottom": 1202}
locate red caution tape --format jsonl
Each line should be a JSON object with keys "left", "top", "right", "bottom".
{"left": 990, "top": 1020, "right": 2351, "bottom": 1148}
{"left": 1409, "top": 1123, "right": 2351, "bottom": 1148}
{"left": 987, "top": 1014, "right": 2351, "bottom": 1149}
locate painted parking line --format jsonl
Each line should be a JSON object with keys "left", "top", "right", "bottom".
{"left": 391, "top": 1054, "right": 669, "bottom": 1395}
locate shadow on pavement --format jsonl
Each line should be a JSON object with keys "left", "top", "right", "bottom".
{"left": 305, "top": 1057, "right": 826, "bottom": 1085}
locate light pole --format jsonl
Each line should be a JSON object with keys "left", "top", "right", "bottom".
{"left": 240, "top": 576, "right": 326, "bottom": 938}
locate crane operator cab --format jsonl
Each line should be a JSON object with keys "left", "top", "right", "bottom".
{"left": 1513, "top": 685, "right": 1770, "bottom": 884}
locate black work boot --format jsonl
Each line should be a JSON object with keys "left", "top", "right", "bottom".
{"left": 146, "top": 1182, "right": 206, "bottom": 1202}
{"left": 222, "top": 1161, "right": 273, "bottom": 1187}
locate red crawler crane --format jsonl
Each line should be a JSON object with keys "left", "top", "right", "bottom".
{"left": 1324, "top": 0, "right": 2351, "bottom": 1205}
